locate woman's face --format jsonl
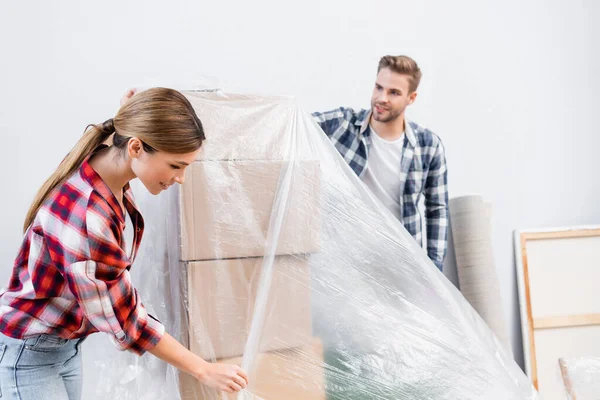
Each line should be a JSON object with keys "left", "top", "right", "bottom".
{"left": 128, "top": 138, "right": 200, "bottom": 195}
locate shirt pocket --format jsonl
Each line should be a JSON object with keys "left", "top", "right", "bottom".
{"left": 404, "top": 159, "right": 425, "bottom": 195}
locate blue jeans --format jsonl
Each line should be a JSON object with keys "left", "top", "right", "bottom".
{"left": 0, "top": 332, "right": 85, "bottom": 400}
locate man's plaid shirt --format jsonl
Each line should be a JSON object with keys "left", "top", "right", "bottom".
{"left": 313, "top": 107, "right": 449, "bottom": 270}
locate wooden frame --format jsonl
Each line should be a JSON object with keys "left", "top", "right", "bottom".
{"left": 513, "top": 226, "right": 600, "bottom": 391}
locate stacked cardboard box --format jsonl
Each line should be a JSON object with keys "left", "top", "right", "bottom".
{"left": 180, "top": 337, "right": 325, "bottom": 400}
{"left": 177, "top": 95, "right": 325, "bottom": 399}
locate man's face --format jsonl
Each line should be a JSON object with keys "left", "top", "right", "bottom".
{"left": 370, "top": 68, "right": 417, "bottom": 123}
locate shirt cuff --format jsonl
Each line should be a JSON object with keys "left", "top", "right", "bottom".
{"left": 128, "top": 314, "right": 165, "bottom": 356}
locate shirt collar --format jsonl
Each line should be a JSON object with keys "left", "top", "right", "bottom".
{"left": 79, "top": 146, "right": 138, "bottom": 225}
{"left": 358, "top": 109, "right": 417, "bottom": 147}
{"left": 404, "top": 119, "right": 417, "bottom": 147}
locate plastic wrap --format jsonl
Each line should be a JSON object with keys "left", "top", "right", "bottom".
{"left": 559, "top": 357, "right": 600, "bottom": 399}
{"left": 88, "top": 91, "right": 538, "bottom": 399}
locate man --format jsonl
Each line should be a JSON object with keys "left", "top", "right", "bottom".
{"left": 313, "top": 55, "right": 448, "bottom": 270}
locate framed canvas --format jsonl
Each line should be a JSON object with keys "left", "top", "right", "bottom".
{"left": 514, "top": 226, "right": 600, "bottom": 399}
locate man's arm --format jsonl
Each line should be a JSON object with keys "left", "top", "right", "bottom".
{"left": 424, "top": 140, "right": 449, "bottom": 271}
{"left": 312, "top": 108, "right": 352, "bottom": 138}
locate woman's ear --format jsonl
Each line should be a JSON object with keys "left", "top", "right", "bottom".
{"left": 127, "top": 137, "right": 144, "bottom": 159}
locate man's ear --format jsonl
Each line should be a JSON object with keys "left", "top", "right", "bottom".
{"left": 408, "top": 91, "right": 418, "bottom": 105}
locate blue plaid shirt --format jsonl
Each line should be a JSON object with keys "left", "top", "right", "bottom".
{"left": 313, "top": 107, "right": 449, "bottom": 270}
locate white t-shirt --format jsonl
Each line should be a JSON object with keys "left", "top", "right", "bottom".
{"left": 361, "top": 126, "right": 405, "bottom": 220}
{"left": 123, "top": 210, "right": 135, "bottom": 258}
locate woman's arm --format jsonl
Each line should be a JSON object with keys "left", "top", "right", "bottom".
{"left": 149, "top": 332, "right": 249, "bottom": 393}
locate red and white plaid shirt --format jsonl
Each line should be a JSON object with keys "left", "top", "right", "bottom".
{"left": 0, "top": 157, "right": 164, "bottom": 355}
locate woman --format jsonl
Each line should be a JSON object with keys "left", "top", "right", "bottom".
{"left": 0, "top": 88, "right": 248, "bottom": 399}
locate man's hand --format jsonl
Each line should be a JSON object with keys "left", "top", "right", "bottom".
{"left": 120, "top": 88, "right": 137, "bottom": 106}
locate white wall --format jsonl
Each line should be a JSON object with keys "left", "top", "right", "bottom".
{"left": 1, "top": 0, "right": 599, "bottom": 396}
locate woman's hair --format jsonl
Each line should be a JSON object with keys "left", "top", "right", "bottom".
{"left": 23, "top": 87, "right": 205, "bottom": 232}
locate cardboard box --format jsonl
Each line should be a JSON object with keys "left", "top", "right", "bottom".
{"left": 179, "top": 338, "right": 325, "bottom": 400}
{"left": 186, "top": 255, "right": 313, "bottom": 360}
{"left": 184, "top": 92, "right": 297, "bottom": 162}
{"left": 179, "top": 160, "right": 321, "bottom": 261}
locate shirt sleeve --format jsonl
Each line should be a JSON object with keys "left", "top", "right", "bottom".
{"left": 312, "top": 107, "right": 351, "bottom": 137}
{"left": 424, "top": 139, "right": 449, "bottom": 271}
{"left": 63, "top": 206, "right": 164, "bottom": 355}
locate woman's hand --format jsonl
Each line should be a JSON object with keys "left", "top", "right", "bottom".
{"left": 195, "top": 362, "right": 249, "bottom": 393}
{"left": 148, "top": 332, "right": 249, "bottom": 394}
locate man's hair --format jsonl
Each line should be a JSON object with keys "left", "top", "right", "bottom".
{"left": 378, "top": 55, "right": 422, "bottom": 93}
